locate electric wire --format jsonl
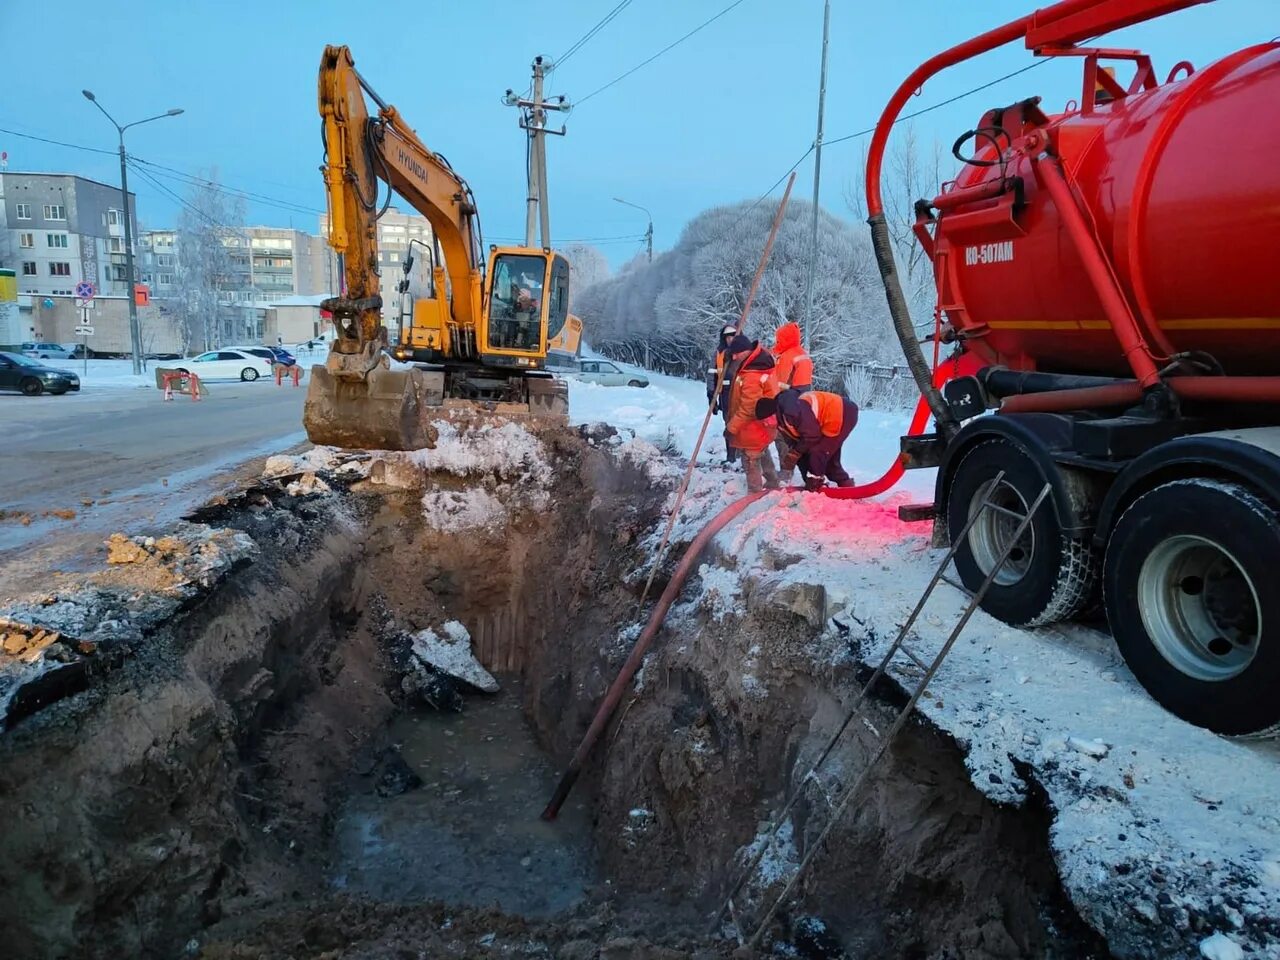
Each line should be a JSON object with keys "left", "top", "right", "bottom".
{"left": 576, "top": 0, "right": 750, "bottom": 106}
{"left": 556, "top": 0, "right": 633, "bottom": 69}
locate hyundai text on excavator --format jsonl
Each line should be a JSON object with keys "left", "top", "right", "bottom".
{"left": 304, "top": 45, "right": 570, "bottom": 451}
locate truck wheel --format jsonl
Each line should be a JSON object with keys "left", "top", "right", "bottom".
{"left": 1103, "top": 479, "right": 1279, "bottom": 735}
{"left": 947, "top": 439, "right": 1098, "bottom": 626}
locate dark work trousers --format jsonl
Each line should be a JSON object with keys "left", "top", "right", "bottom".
{"left": 797, "top": 415, "right": 856, "bottom": 484}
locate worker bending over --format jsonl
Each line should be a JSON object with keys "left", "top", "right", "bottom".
{"left": 706, "top": 324, "right": 739, "bottom": 464}
{"left": 771, "top": 321, "right": 813, "bottom": 482}
{"left": 724, "top": 334, "right": 782, "bottom": 492}
{"left": 755, "top": 388, "right": 858, "bottom": 492}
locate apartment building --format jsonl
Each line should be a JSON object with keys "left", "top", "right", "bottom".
{"left": 139, "top": 226, "right": 328, "bottom": 306}
{"left": 318, "top": 207, "right": 433, "bottom": 328}
{"left": 0, "top": 172, "right": 137, "bottom": 298}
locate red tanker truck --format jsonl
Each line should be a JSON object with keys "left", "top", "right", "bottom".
{"left": 867, "top": 0, "right": 1280, "bottom": 735}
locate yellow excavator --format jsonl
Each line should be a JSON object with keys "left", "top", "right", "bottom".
{"left": 305, "top": 45, "right": 570, "bottom": 450}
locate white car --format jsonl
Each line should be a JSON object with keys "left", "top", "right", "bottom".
{"left": 177, "top": 349, "right": 275, "bottom": 382}
{"left": 20, "top": 342, "right": 75, "bottom": 360}
{"left": 575, "top": 359, "right": 649, "bottom": 388}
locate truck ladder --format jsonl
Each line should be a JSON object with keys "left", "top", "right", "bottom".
{"left": 711, "top": 474, "right": 1052, "bottom": 948}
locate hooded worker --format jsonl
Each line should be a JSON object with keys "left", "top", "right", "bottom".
{"left": 772, "top": 322, "right": 813, "bottom": 392}
{"left": 724, "top": 334, "right": 782, "bottom": 492}
{"left": 706, "top": 324, "right": 740, "bottom": 463}
{"left": 771, "top": 321, "right": 813, "bottom": 482}
{"left": 755, "top": 388, "right": 859, "bottom": 492}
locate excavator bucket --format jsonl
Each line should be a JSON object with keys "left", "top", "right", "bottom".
{"left": 303, "top": 364, "right": 443, "bottom": 451}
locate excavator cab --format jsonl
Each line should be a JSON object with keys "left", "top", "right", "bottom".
{"left": 481, "top": 249, "right": 569, "bottom": 364}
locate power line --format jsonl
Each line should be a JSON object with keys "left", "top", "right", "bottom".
{"left": 128, "top": 160, "right": 246, "bottom": 239}
{"left": 557, "top": 0, "right": 633, "bottom": 68}
{"left": 130, "top": 156, "right": 323, "bottom": 216}
{"left": 825, "top": 60, "right": 1047, "bottom": 147}
{"left": 0, "top": 123, "right": 322, "bottom": 218}
{"left": 576, "top": 0, "right": 750, "bottom": 106}
{"left": 0, "top": 124, "right": 116, "bottom": 156}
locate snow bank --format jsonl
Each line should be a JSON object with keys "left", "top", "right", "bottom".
{"left": 568, "top": 358, "right": 1280, "bottom": 956}
{"left": 405, "top": 420, "right": 552, "bottom": 486}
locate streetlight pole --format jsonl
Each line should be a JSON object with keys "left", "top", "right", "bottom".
{"left": 801, "top": 0, "right": 831, "bottom": 352}
{"left": 82, "top": 91, "right": 183, "bottom": 375}
{"left": 613, "top": 197, "right": 653, "bottom": 262}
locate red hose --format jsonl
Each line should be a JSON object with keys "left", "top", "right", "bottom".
{"left": 822, "top": 394, "right": 933, "bottom": 500}
{"left": 542, "top": 490, "right": 767, "bottom": 820}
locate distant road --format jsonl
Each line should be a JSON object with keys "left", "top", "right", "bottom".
{"left": 0, "top": 381, "right": 308, "bottom": 593}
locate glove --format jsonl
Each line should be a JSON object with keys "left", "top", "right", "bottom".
{"left": 780, "top": 452, "right": 799, "bottom": 474}
{"left": 804, "top": 475, "right": 825, "bottom": 492}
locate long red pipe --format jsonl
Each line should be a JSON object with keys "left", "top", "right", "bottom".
{"left": 1033, "top": 156, "right": 1163, "bottom": 388}
{"left": 999, "top": 376, "right": 1280, "bottom": 414}
{"left": 542, "top": 490, "right": 767, "bottom": 820}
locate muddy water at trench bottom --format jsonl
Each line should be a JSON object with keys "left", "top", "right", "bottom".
{"left": 331, "top": 679, "right": 598, "bottom": 917}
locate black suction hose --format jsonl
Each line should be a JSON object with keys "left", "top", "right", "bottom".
{"left": 867, "top": 212, "right": 959, "bottom": 440}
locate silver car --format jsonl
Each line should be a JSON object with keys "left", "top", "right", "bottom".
{"left": 20, "top": 342, "right": 75, "bottom": 360}
{"left": 576, "top": 359, "right": 649, "bottom": 388}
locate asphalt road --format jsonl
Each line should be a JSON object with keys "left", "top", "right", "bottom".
{"left": 0, "top": 380, "right": 308, "bottom": 592}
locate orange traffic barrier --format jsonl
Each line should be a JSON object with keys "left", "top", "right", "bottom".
{"left": 161, "top": 370, "right": 201, "bottom": 401}
{"left": 274, "top": 363, "right": 303, "bottom": 387}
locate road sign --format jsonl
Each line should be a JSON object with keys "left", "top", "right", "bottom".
{"left": 74, "top": 280, "right": 95, "bottom": 300}
{"left": 74, "top": 325, "right": 94, "bottom": 336}
{"left": 75, "top": 298, "right": 96, "bottom": 309}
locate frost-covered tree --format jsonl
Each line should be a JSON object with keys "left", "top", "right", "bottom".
{"left": 173, "top": 173, "right": 246, "bottom": 351}
{"left": 559, "top": 243, "right": 610, "bottom": 306}
{"left": 575, "top": 198, "right": 894, "bottom": 386}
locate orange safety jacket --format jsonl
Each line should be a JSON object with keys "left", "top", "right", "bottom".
{"left": 725, "top": 343, "right": 780, "bottom": 454}
{"left": 773, "top": 322, "right": 813, "bottom": 391}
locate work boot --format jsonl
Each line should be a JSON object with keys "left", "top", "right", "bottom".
{"left": 761, "top": 449, "right": 782, "bottom": 491}
{"left": 743, "top": 455, "right": 764, "bottom": 493}
{"left": 836, "top": 478, "right": 857, "bottom": 488}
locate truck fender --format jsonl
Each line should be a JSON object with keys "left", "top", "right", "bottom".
{"left": 1094, "top": 428, "right": 1280, "bottom": 548}
{"left": 936, "top": 413, "right": 1091, "bottom": 535}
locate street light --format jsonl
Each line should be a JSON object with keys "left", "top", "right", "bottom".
{"left": 613, "top": 197, "right": 653, "bottom": 263}
{"left": 82, "top": 90, "right": 184, "bottom": 375}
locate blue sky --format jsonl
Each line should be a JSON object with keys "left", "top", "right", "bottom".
{"left": 1, "top": 1, "right": 1269, "bottom": 265}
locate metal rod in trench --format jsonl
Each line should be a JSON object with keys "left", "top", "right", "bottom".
{"left": 709, "top": 471, "right": 1008, "bottom": 933}
{"left": 541, "top": 490, "right": 765, "bottom": 820}
{"left": 745, "top": 482, "right": 1053, "bottom": 948}
{"left": 631, "top": 173, "right": 797, "bottom": 613}
{"left": 540, "top": 176, "right": 798, "bottom": 822}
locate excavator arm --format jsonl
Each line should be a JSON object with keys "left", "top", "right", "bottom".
{"left": 318, "top": 43, "right": 484, "bottom": 362}
{"left": 305, "top": 45, "right": 572, "bottom": 450}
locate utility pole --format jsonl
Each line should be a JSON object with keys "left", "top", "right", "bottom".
{"left": 504, "top": 57, "right": 570, "bottom": 249}
{"left": 613, "top": 197, "right": 653, "bottom": 262}
{"left": 82, "top": 90, "right": 183, "bottom": 375}
{"left": 801, "top": 0, "right": 831, "bottom": 352}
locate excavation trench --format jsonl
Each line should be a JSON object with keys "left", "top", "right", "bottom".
{"left": 0, "top": 426, "right": 1105, "bottom": 959}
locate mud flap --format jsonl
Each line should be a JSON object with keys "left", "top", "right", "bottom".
{"left": 303, "top": 365, "right": 443, "bottom": 451}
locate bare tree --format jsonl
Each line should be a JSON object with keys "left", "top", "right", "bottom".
{"left": 846, "top": 124, "right": 944, "bottom": 326}
{"left": 174, "top": 172, "right": 246, "bottom": 352}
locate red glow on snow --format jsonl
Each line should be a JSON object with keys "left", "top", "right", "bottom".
{"left": 754, "top": 491, "right": 925, "bottom": 555}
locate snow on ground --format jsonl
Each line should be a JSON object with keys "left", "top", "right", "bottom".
{"left": 571, "top": 363, "right": 1280, "bottom": 957}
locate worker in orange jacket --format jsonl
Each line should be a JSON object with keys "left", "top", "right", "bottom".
{"left": 755, "top": 388, "right": 859, "bottom": 491}
{"left": 771, "top": 322, "right": 813, "bottom": 483}
{"left": 723, "top": 334, "right": 781, "bottom": 492}
{"left": 706, "top": 324, "right": 739, "bottom": 464}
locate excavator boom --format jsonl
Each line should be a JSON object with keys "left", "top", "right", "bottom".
{"left": 305, "top": 44, "right": 570, "bottom": 450}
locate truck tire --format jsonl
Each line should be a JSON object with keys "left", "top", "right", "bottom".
{"left": 1103, "top": 479, "right": 1279, "bottom": 735}
{"left": 947, "top": 439, "right": 1098, "bottom": 626}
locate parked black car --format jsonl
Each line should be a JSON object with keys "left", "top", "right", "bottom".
{"left": 0, "top": 352, "right": 80, "bottom": 396}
